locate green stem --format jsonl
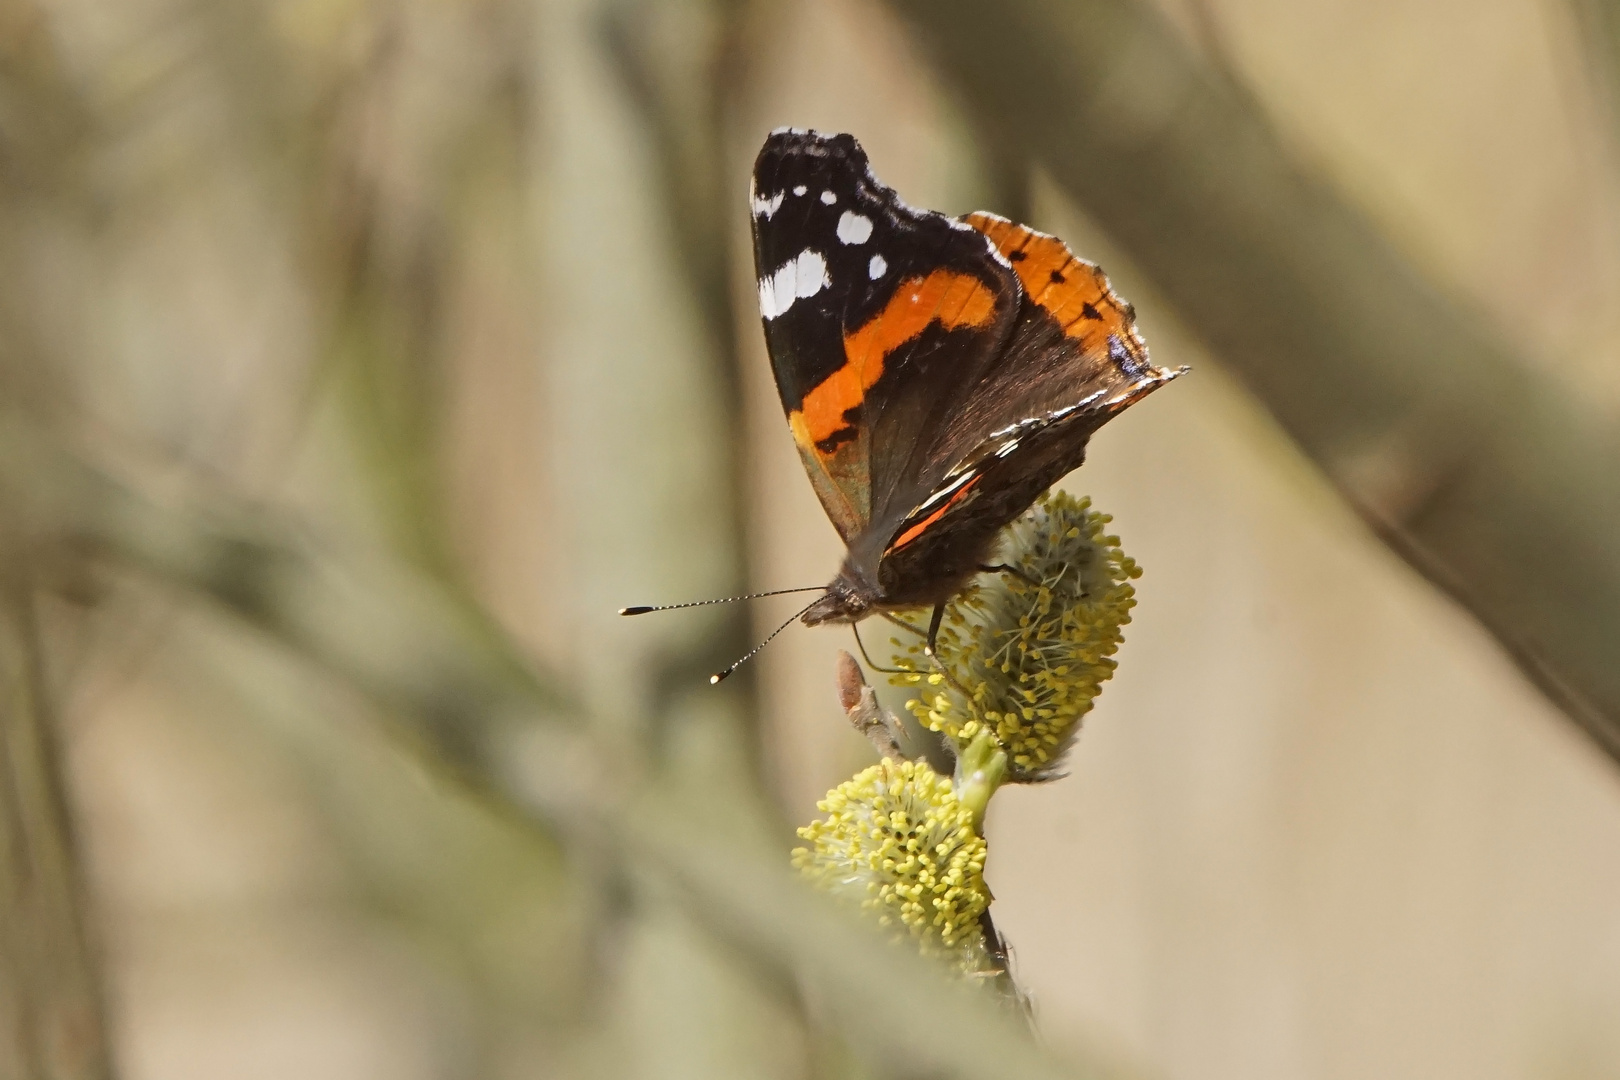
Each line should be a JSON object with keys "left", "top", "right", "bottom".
{"left": 953, "top": 730, "right": 1006, "bottom": 833}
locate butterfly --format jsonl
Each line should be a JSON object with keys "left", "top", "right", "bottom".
{"left": 750, "top": 129, "right": 1183, "bottom": 653}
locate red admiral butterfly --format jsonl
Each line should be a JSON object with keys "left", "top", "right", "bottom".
{"left": 749, "top": 129, "right": 1183, "bottom": 659}
{"left": 622, "top": 130, "right": 1183, "bottom": 681}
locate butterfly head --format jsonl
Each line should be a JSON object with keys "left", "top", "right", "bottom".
{"left": 800, "top": 572, "right": 876, "bottom": 626}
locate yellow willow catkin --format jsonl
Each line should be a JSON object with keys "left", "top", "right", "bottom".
{"left": 891, "top": 491, "right": 1139, "bottom": 782}
{"left": 792, "top": 758, "right": 992, "bottom": 974}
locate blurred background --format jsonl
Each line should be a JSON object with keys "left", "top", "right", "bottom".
{"left": 5, "top": 0, "right": 1620, "bottom": 1078}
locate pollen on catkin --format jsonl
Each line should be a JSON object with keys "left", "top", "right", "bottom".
{"left": 889, "top": 490, "right": 1139, "bottom": 782}
{"left": 792, "top": 757, "right": 991, "bottom": 973}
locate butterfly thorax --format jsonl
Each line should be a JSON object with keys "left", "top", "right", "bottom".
{"left": 801, "top": 537, "right": 989, "bottom": 627}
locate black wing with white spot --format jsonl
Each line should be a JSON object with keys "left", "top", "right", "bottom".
{"left": 749, "top": 129, "right": 1021, "bottom": 548}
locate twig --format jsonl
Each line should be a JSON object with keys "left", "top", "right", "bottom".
{"left": 0, "top": 575, "right": 114, "bottom": 1080}
{"left": 835, "top": 650, "right": 905, "bottom": 760}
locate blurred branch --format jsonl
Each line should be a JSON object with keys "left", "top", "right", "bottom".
{"left": 0, "top": 9, "right": 114, "bottom": 1077}
{"left": 0, "top": 0, "right": 94, "bottom": 420}
{"left": 306, "top": 3, "right": 536, "bottom": 580}
{"left": 176, "top": 622, "right": 597, "bottom": 1069}
{"left": 599, "top": 0, "right": 766, "bottom": 723}
{"left": 886, "top": 0, "right": 1620, "bottom": 765}
{"left": 0, "top": 424, "right": 1147, "bottom": 1080}
{"left": 1570, "top": 0, "right": 1620, "bottom": 149}
{"left": 2, "top": 425, "right": 579, "bottom": 787}
{"left": 0, "top": 573, "right": 112, "bottom": 1080}
{"left": 600, "top": 0, "right": 743, "bottom": 349}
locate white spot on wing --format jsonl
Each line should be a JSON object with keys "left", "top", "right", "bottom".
{"left": 984, "top": 391, "right": 1109, "bottom": 446}
{"left": 913, "top": 469, "right": 978, "bottom": 512}
{"left": 820, "top": 190, "right": 837, "bottom": 205}
{"left": 837, "top": 211, "right": 873, "bottom": 245}
{"left": 793, "top": 184, "right": 807, "bottom": 196}
{"left": 757, "top": 249, "right": 831, "bottom": 320}
{"left": 868, "top": 254, "right": 887, "bottom": 279}
{"left": 795, "top": 249, "right": 830, "bottom": 300}
{"left": 752, "top": 189, "right": 784, "bottom": 219}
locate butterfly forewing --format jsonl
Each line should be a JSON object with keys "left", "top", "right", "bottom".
{"left": 750, "top": 130, "right": 1022, "bottom": 549}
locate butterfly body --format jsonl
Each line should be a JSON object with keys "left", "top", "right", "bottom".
{"left": 750, "top": 129, "right": 1182, "bottom": 633}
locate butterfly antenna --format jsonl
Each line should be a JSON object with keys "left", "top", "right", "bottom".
{"left": 619, "top": 586, "right": 824, "bottom": 617}
{"left": 710, "top": 597, "right": 822, "bottom": 685}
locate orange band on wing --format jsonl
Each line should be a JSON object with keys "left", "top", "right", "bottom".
{"left": 790, "top": 269, "right": 998, "bottom": 449}
{"left": 887, "top": 475, "right": 982, "bottom": 553}
{"left": 968, "top": 213, "right": 1124, "bottom": 339}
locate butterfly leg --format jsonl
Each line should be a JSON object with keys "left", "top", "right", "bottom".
{"left": 878, "top": 611, "right": 925, "bottom": 638}
{"left": 925, "top": 601, "right": 946, "bottom": 658}
{"left": 978, "top": 562, "right": 1040, "bottom": 587}
{"left": 920, "top": 601, "right": 978, "bottom": 707}
{"left": 851, "top": 622, "right": 909, "bottom": 675}
{"left": 874, "top": 608, "right": 971, "bottom": 700}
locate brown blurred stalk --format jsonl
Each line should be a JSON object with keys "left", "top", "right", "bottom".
{"left": 887, "top": 0, "right": 1620, "bottom": 764}
{"left": 600, "top": 0, "right": 766, "bottom": 709}
{"left": 0, "top": 579, "right": 112, "bottom": 1080}
{"left": 1571, "top": 0, "right": 1620, "bottom": 144}
{"left": 0, "top": 4, "right": 114, "bottom": 1076}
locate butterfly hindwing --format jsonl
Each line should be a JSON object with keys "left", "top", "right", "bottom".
{"left": 877, "top": 214, "right": 1183, "bottom": 568}
{"left": 750, "top": 130, "right": 1022, "bottom": 548}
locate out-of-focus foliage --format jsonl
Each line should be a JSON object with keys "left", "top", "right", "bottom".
{"left": 4, "top": 0, "right": 1620, "bottom": 1077}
